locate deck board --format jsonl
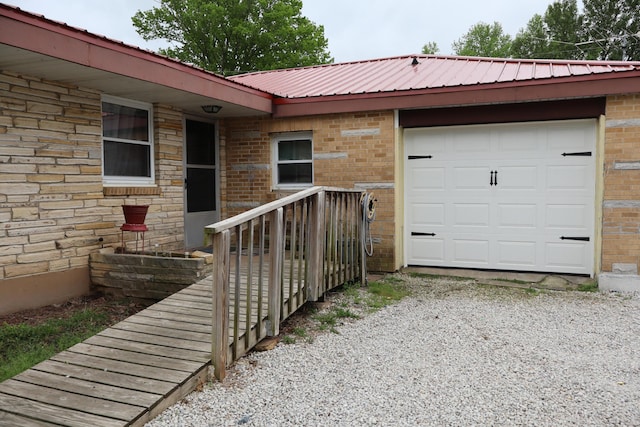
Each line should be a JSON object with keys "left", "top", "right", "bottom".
{"left": 12, "top": 370, "right": 160, "bottom": 408}
{"left": 0, "top": 392, "right": 123, "bottom": 427}
{"left": 33, "top": 360, "right": 176, "bottom": 394}
{"left": 0, "top": 379, "right": 143, "bottom": 421}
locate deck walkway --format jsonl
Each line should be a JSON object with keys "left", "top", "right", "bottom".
{"left": 0, "top": 187, "right": 364, "bottom": 426}
{"left": 0, "top": 276, "right": 262, "bottom": 427}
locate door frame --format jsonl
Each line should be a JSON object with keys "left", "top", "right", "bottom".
{"left": 182, "top": 114, "right": 221, "bottom": 250}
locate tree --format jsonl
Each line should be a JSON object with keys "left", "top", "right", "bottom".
{"left": 132, "top": 0, "right": 332, "bottom": 75}
{"left": 511, "top": 1, "right": 584, "bottom": 59}
{"left": 582, "top": 0, "right": 640, "bottom": 60}
{"left": 543, "top": 0, "right": 584, "bottom": 58}
{"left": 452, "top": 22, "right": 513, "bottom": 57}
{"left": 511, "top": 14, "right": 550, "bottom": 58}
{"left": 421, "top": 41, "right": 440, "bottom": 55}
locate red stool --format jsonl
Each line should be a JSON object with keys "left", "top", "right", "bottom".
{"left": 120, "top": 223, "right": 148, "bottom": 253}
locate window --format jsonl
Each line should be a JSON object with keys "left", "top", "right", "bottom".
{"left": 102, "top": 96, "right": 154, "bottom": 185}
{"left": 272, "top": 132, "right": 313, "bottom": 188}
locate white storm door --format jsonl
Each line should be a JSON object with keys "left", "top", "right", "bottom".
{"left": 184, "top": 118, "right": 219, "bottom": 249}
{"left": 405, "top": 120, "right": 596, "bottom": 275}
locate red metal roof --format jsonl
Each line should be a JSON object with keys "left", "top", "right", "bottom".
{"left": 229, "top": 54, "right": 640, "bottom": 99}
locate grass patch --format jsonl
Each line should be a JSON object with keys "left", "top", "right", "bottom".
{"left": 363, "top": 278, "right": 410, "bottom": 310}
{"left": 281, "top": 335, "right": 296, "bottom": 345}
{"left": 292, "top": 327, "right": 308, "bottom": 337}
{"left": 0, "top": 309, "right": 111, "bottom": 382}
{"left": 577, "top": 281, "right": 599, "bottom": 292}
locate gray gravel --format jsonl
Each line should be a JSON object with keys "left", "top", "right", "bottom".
{"left": 147, "top": 275, "right": 640, "bottom": 427}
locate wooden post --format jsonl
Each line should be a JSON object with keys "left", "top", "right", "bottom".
{"left": 211, "top": 229, "right": 230, "bottom": 381}
{"left": 307, "top": 191, "right": 325, "bottom": 301}
{"left": 267, "top": 208, "right": 283, "bottom": 336}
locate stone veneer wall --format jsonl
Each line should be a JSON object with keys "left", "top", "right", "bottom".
{"left": 600, "top": 94, "right": 640, "bottom": 291}
{"left": 223, "top": 112, "right": 397, "bottom": 272}
{"left": 0, "top": 70, "right": 186, "bottom": 314}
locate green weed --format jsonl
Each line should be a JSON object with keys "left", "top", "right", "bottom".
{"left": 577, "top": 281, "right": 599, "bottom": 292}
{"left": 281, "top": 335, "right": 296, "bottom": 344}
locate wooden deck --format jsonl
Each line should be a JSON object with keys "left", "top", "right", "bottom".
{"left": 0, "top": 277, "right": 252, "bottom": 427}
{"left": 0, "top": 187, "right": 364, "bottom": 426}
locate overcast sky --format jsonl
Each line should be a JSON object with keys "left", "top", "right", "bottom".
{"left": 8, "top": 0, "right": 575, "bottom": 63}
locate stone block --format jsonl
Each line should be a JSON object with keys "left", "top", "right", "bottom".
{"left": 4, "top": 261, "right": 49, "bottom": 277}
{"left": 611, "top": 263, "right": 638, "bottom": 275}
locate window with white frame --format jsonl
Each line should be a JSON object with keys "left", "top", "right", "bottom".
{"left": 272, "top": 132, "right": 313, "bottom": 188}
{"left": 101, "top": 96, "right": 154, "bottom": 185}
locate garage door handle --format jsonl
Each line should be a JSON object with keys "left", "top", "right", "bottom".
{"left": 561, "top": 236, "right": 590, "bottom": 241}
{"left": 408, "top": 155, "right": 432, "bottom": 160}
{"left": 490, "top": 170, "right": 498, "bottom": 186}
{"left": 562, "top": 151, "right": 592, "bottom": 157}
{"left": 412, "top": 232, "right": 436, "bottom": 237}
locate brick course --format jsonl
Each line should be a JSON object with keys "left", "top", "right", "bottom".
{"left": 602, "top": 94, "right": 640, "bottom": 272}
{"left": 223, "top": 112, "right": 397, "bottom": 271}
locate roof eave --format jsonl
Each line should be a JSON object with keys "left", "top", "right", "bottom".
{"left": 271, "top": 72, "right": 640, "bottom": 117}
{"left": 0, "top": 5, "right": 273, "bottom": 115}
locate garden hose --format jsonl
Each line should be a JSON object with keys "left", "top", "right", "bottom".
{"left": 360, "top": 192, "right": 376, "bottom": 257}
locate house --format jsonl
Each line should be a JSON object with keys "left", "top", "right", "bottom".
{"left": 2, "top": 4, "right": 640, "bottom": 315}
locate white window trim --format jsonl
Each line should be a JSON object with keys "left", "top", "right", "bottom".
{"left": 101, "top": 95, "right": 155, "bottom": 186}
{"left": 271, "top": 131, "right": 314, "bottom": 190}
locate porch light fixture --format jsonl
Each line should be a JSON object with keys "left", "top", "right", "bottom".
{"left": 201, "top": 105, "right": 222, "bottom": 114}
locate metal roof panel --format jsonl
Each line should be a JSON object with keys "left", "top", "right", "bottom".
{"left": 230, "top": 54, "right": 640, "bottom": 99}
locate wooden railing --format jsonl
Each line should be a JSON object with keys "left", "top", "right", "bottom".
{"left": 205, "top": 187, "right": 365, "bottom": 380}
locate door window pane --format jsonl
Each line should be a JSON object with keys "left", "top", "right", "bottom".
{"left": 187, "top": 168, "right": 216, "bottom": 212}
{"left": 186, "top": 121, "right": 216, "bottom": 166}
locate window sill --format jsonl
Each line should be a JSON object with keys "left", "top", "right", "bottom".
{"left": 103, "top": 186, "right": 162, "bottom": 196}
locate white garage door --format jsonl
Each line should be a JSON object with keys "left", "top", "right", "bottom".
{"left": 405, "top": 119, "right": 596, "bottom": 275}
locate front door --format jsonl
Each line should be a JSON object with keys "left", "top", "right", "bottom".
{"left": 184, "top": 118, "right": 219, "bottom": 249}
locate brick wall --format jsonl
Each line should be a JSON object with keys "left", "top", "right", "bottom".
{"left": 222, "top": 111, "right": 397, "bottom": 272}
{"left": 602, "top": 94, "right": 640, "bottom": 272}
{"left": 0, "top": 70, "right": 185, "bottom": 291}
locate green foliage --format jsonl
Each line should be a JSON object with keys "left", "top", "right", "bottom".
{"left": 511, "top": 1, "right": 584, "bottom": 59}
{"left": 0, "top": 310, "right": 110, "bottom": 382}
{"left": 363, "top": 278, "right": 410, "bottom": 310}
{"left": 511, "top": 14, "right": 549, "bottom": 58}
{"left": 452, "top": 21, "right": 513, "bottom": 57}
{"left": 132, "top": 0, "right": 332, "bottom": 75}
{"left": 281, "top": 335, "right": 297, "bottom": 344}
{"left": 422, "top": 41, "right": 440, "bottom": 55}
{"left": 577, "top": 281, "right": 599, "bottom": 292}
{"left": 438, "top": 0, "right": 640, "bottom": 60}
{"left": 581, "top": 0, "right": 640, "bottom": 60}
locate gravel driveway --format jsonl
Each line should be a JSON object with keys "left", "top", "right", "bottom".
{"left": 147, "top": 274, "right": 640, "bottom": 426}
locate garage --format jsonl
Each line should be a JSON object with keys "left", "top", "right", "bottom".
{"left": 405, "top": 119, "right": 596, "bottom": 275}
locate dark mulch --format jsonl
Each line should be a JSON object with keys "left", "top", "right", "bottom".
{"left": 0, "top": 293, "right": 151, "bottom": 327}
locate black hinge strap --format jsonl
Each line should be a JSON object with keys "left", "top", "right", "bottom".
{"left": 560, "top": 236, "right": 590, "bottom": 241}
{"left": 412, "top": 232, "right": 436, "bottom": 236}
{"left": 408, "top": 155, "right": 432, "bottom": 160}
{"left": 562, "top": 152, "right": 592, "bottom": 157}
